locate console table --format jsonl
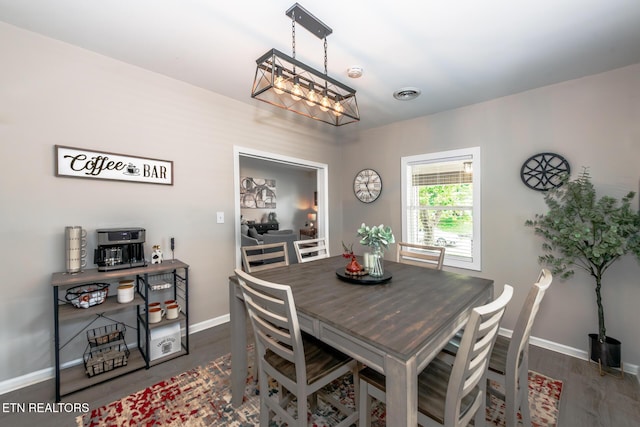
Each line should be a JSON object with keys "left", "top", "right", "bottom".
{"left": 249, "top": 222, "right": 279, "bottom": 234}
{"left": 299, "top": 227, "right": 317, "bottom": 239}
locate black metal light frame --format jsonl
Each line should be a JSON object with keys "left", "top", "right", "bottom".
{"left": 251, "top": 3, "right": 360, "bottom": 126}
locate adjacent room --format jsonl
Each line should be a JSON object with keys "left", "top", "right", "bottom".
{"left": 1, "top": 1, "right": 639, "bottom": 426}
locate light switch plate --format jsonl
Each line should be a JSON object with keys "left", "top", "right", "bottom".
{"left": 216, "top": 211, "right": 224, "bottom": 223}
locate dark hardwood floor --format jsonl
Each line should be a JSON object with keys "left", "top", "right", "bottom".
{"left": 1, "top": 324, "right": 638, "bottom": 426}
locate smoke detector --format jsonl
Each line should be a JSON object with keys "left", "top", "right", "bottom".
{"left": 347, "top": 66, "right": 363, "bottom": 78}
{"left": 393, "top": 87, "right": 421, "bottom": 101}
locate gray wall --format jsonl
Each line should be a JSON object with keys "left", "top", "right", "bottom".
{"left": 340, "top": 64, "right": 640, "bottom": 367}
{"left": 0, "top": 22, "right": 343, "bottom": 386}
{"left": 1, "top": 20, "right": 639, "bottom": 390}
{"left": 239, "top": 156, "right": 316, "bottom": 231}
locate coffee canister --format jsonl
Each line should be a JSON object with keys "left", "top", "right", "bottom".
{"left": 117, "top": 280, "right": 135, "bottom": 303}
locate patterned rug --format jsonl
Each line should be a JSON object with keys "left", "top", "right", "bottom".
{"left": 76, "top": 349, "right": 562, "bottom": 426}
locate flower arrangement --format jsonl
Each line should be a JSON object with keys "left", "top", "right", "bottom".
{"left": 357, "top": 223, "right": 395, "bottom": 250}
{"left": 357, "top": 223, "right": 395, "bottom": 277}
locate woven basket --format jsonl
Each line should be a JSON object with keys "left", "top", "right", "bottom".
{"left": 65, "top": 283, "right": 109, "bottom": 309}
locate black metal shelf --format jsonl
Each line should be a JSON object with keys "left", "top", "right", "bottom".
{"left": 52, "top": 260, "right": 189, "bottom": 402}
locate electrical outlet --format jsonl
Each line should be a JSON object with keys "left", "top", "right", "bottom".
{"left": 216, "top": 212, "right": 224, "bottom": 223}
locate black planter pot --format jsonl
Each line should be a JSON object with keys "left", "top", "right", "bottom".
{"left": 588, "top": 333, "right": 621, "bottom": 368}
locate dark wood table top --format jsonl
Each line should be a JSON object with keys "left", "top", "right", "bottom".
{"left": 245, "top": 255, "right": 494, "bottom": 361}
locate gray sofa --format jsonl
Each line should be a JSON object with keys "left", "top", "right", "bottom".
{"left": 240, "top": 226, "right": 298, "bottom": 264}
{"left": 262, "top": 230, "right": 298, "bottom": 264}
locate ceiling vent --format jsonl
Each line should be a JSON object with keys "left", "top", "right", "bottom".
{"left": 393, "top": 87, "right": 421, "bottom": 101}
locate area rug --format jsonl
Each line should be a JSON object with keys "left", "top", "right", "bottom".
{"left": 77, "top": 349, "right": 562, "bottom": 427}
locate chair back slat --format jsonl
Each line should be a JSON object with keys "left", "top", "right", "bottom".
{"left": 396, "top": 242, "right": 445, "bottom": 270}
{"left": 235, "top": 269, "right": 303, "bottom": 369}
{"left": 294, "top": 238, "right": 330, "bottom": 263}
{"left": 446, "top": 284, "right": 513, "bottom": 426}
{"left": 241, "top": 242, "right": 289, "bottom": 272}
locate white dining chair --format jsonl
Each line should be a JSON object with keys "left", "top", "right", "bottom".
{"left": 241, "top": 242, "right": 289, "bottom": 273}
{"left": 293, "top": 238, "right": 330, "bottom": 263}
{"left": 234, "top": 269, "right": 359, "bottom": 427}
{"left": 396, "top": 242, "right": 445, "bottom": 270}
{"left": 441, "top": 269, "right": 552, "bottom": 427}
{"left": 359, "top": 284, "right": 513, "bottom": 427}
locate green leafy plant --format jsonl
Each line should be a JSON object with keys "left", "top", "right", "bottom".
{"left": 525, "top": 168, "right": 640, "bottom": 342}
{"left": 357, "top": 223, "right": 396, "bottom": 250}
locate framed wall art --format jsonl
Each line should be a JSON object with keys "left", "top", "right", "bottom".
{"left": 240, "top": 177, "right": 276, "bottom": 208}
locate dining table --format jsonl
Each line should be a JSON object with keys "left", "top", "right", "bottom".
{"left": 228, "top": 255, "right": 494, "bottom": 427}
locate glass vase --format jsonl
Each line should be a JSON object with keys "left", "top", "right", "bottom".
{"left": 369, "top": 244, "right": 384, "bottom": 277}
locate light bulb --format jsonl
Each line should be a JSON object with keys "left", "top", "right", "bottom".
{"left": 320, "top": 93, "right": 331, "bottom": 111}
{"left": 273, "top": 67, "right": 285, "bottom": 94}
{"left": 306, "top": 84, "right": 318, "bottom": 106}
{"left": 291, "top": 84, "right": 303, "bottom": 101}
{"left": 291, "top": 79, "right": 303, "bottom": 101}
{"left": 332, "top": 98, "right": 344, "bottom": 116}
{"left": 274, "top": 75, "right": 285, "bottom": 94}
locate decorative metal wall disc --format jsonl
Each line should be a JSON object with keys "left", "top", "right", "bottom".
{"left": 520, "top": 152, "right": 570, "bottom": 191}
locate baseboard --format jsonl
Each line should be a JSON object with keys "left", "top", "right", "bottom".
{"left": 190, "top": 313, "right": 230, "bottom": 334}
{"left": 2, "top": 321, "right": 636, "bottom": 396}
{"left": 0, "top": 314, "right": 231, "bottom": 396}
{"left": 499, "top": 327, "right": 639, "bottom": 379}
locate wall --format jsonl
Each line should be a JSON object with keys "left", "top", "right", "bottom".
{"left": 239, "top": 156, "right": 316, "bottom": 231}
{"left": 0, "top": 22, "right": 344, "bottom": 386}
{"left": 340, "top": 63, "right": 640, "bottom": 368}
{"left": 2, "top": 18, "right": 639, "bottom": 390}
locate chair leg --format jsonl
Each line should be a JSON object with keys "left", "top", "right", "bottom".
{"left": 358, "top": 379, "right": 371, "bottom": 427}
{"left": 309, "top": 393, "right": 318, "bottom": 412}
{"left": 474, "top": 382, "right": 487, "bottom": 427}
{"left": 258, "top": 366, "right": 270, "bottom": 427}
{"left": 518, "top": 372, "right": 532, "bottom": 427}
{"left": 352, "top": 369, "right": 360, "bottom": 419}
{"left": 298, "top": 391, "right": 309, "bottom": 427}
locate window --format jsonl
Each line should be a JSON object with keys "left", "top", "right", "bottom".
{"left": 401, "top": 147, "right": 481, "bottom": 270}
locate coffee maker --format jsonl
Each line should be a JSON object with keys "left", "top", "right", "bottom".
{"left": 94, "top": 228, "right": 147, "bottom": 271}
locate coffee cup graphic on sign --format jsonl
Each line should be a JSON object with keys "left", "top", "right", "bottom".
{"left": 125, "top": 163, "right": 139, "bottom": 175}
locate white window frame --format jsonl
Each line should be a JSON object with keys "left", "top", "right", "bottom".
{"left": 400, "top": 147, "right": 481, "bottom": 271}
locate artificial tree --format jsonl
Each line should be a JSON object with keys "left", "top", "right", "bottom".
{"left": 526, "top": 168, "right": 640, "bottom": 367}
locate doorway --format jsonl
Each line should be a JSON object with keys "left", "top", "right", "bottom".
{"left": 233, "top": 146, "right": 329, "bottom": 267}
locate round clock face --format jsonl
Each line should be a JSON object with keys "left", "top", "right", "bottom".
{"left": 520, "top": 152, "right": 570, "bottom": 191}
{"left": 353, "top": 169, "right": 382, "bottom": 203}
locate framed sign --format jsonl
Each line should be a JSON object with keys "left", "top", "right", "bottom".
{"left": 55, "top": 145, "right": 173, "bottom": 185}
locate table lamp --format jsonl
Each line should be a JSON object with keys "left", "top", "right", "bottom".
{"left": 307, "top": 213, "right": 316, "bottom": 228}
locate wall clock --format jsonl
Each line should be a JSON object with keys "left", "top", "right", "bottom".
{"left": 520, "top": 152, "right": 570, "bottom": 191}
{"left": 353, "top": 168, "right": 382, "bottom": 203}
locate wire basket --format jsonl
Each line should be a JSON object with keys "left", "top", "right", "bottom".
{"left": 65, "top": 283, "right": 109, "bottom": 309}
{"left": 83, "top": 342, "right": 130, "bottom": 377}
{"left": 87, "top": 323, "right": 126, "bottom": 347}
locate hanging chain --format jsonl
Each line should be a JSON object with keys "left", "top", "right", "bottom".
{"left": 291, "top": 11, "right": 296, "bottom": 74}
{"left": 324, "top": 37, "right": 328, "bottom": 75}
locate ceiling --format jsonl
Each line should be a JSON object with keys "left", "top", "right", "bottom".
{"left": 2, "top": 0, "right": 640, "bottom": 132}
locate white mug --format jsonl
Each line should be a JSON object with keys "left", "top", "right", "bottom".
{"left": 65, "top": 226, "right": 88, "bottom": 273}
{"left": 65, "top": 226, "right": 87, "bottom": 249}
{"left": 148, "top": 307, "right": 164, "bottom": 323}
{"left": 166, "top": 304, "right": 181, "bottom": 320}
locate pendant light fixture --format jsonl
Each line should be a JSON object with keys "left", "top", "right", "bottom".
{"left": 251, "top": 3, "right": 360, "bottom": 126}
